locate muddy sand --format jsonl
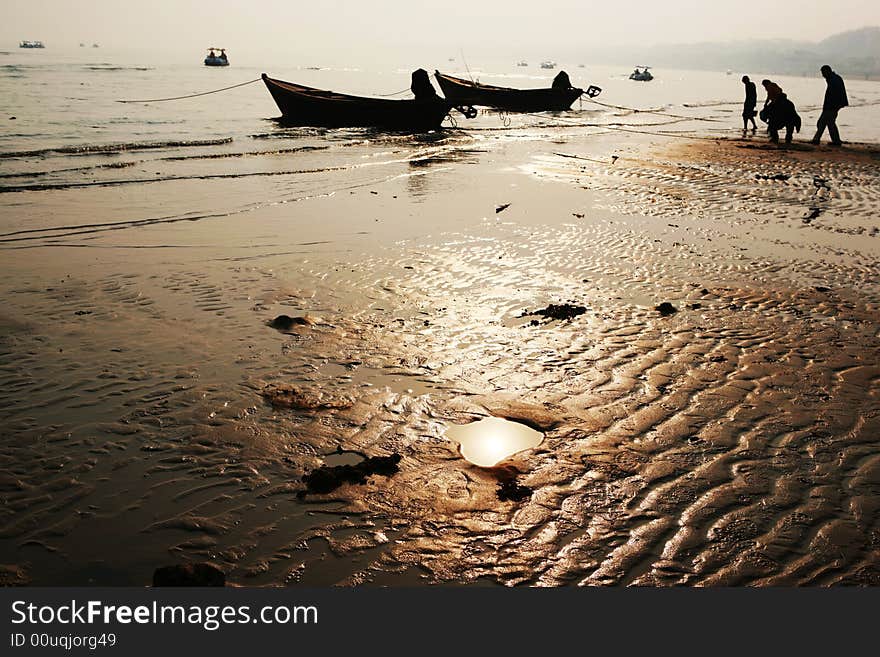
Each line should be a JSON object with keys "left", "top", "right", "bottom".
{"left": 1, "top": 131, "right": 878, "bottom": 586}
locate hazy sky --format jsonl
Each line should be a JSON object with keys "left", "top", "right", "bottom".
{"left": 4, "top": 0, "right": 879, "bottom": 54}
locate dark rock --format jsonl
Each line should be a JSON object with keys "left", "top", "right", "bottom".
{"left": 495, "top": 203, "right": 511, "bottom": 213}
{"left": 497, "top": 479, "right": 532, "bottom": 502}
{"left": 687, "top": 303, "right": 702, "bottom": 310}
{"left": 814, "top": 286, "right": 831, "bottom": 293}
{"left": 521, "top": 303, "right": 587, "bottom": 322}
{"left": 655, "top": 302, "right": 678, "bottom": 316}
{"left": 301, "top": 454, "right": 402, "bottom": 495}
{"left": 755, "top": 173, "right": 790, "bottom": 181}
{"left": 268, "top": 315, "right": 310, "bottom": 331}
{"left": 152, "top": 562, "right": 225, "bottom": 587}
{"left": 491, "top": 467, "right": 532, "bottom": 502}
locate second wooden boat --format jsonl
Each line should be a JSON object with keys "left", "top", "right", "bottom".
{"left": 434, "top": 71, "right": 600, "bottom": 113}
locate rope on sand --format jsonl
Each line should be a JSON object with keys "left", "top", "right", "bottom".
{"left": 585, "top": 98, "right": 723, "bottom": 123}
{"left": 117, "top": 78, "right": 262, "bottom": 103}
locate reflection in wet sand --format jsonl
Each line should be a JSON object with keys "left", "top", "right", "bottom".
{"left": 1, "top": 127, "right": 879, "bottom": 587}
{"left": 446, "top": 417, "right": 544, "bottom": 467}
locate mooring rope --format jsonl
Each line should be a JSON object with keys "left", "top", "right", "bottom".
{"left": 117, "top": 78, "right": 262, "bottom": 103}
{"left": 585, "top": 97, "right": 722, "bottom": 122}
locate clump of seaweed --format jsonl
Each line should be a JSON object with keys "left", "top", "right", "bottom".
{"left": 520, "top": 303, "right": 587, "bottom": 323}
{"left": 300, "top": 454, "right": 402, "bottom": 495}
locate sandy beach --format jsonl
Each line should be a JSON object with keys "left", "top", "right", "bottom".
{"left": 2, "top": 106, "right": 878, "bottom": 587}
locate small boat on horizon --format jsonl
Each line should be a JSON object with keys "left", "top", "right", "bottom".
{"left": 261, "top": 72, "right": 452, "bottom": 131}
{"left": 434, "top": 70, "right": 601, "bottom": 112}
{"left": 92, "top": 43, "right": 100, "bottom": 48}
{"left": 517, "top": 61, "right": 528, "bottom": 67}
{"left": 629, "top": 66, "right": 653, "bottom": 81}
{"left": 205, "top": 48, "right": 229, "bottom": 67}
{"left": 19, "top": 40, "right": 45, "bottom": 49}
{"left": 540, "top": 60, "right": 556, "bottom": 70}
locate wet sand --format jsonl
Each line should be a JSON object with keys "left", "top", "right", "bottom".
{"left": 1, "top": 129, "right": 879, "bottom": 586}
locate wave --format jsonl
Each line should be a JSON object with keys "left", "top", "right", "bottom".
{"left": 84, "top": 66, "right": 154, "bottom": 71}
{"left": 0, "top": 138, "right": 234, "bottom": 159}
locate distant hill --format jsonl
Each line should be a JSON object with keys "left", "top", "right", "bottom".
{"left": 584, "top": 27, "right": 880, "bottom": 79}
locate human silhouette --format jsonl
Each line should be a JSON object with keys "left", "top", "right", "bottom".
{"left": 552, "top": 70, "right": 572, "bottom": 90}
{"left": 760, "top": 92, "right": 801, "bottom": 145}
{"left": 410, "top": 69, "right": 439, "bottom": 100}
{"left": 811, "top": 65, "right": 848, "bottom": 146}
{"left": 761, "top": 79, "right": 783, "bottom": 107}
{"left": 741, "top": 76, "right": 757, "bottom": 133}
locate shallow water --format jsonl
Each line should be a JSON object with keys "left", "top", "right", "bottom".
{"left": 1, "top": 48, "right": 879, "bottom": 587}
{"left": 447, "top": 417, "right": 544, "bottom": 467}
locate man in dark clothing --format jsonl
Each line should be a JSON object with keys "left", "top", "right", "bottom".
{"left": 552, "top": 71, "right": 572, "bottom": 90}
{"left": 741, "top": 75, "right": 757, "bottom": 133}
{"left": 811, "top": 65, "right": 848, "bottom": 145}
{"left": 410, "top": 69, "right": 439, "bottom": 101}
{"left": 760, "top": 92, "right": 801, "bottom": 145}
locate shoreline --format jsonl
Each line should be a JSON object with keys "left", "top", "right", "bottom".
{"left": 1, "top": 124, "right": 879, "bottom": 586}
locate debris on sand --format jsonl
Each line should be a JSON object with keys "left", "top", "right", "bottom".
{"left": 261, "top": 384, "right": 353, "bottom": 411}
{"left": 153, "top": 562, "right": 225, "bottom": 587}
{"left": 755, "top": 173, "right": 790, "bottom": 181}
{"left": 803, "top": 207, "right": 824, "bottom": 223}
{"left": 496, "top": 203, "right": 511, "bottom": 213}
{"left": 497, "top": 478, "right": 532, "bottom": 502}
{"left": 301, "top": 454, "right": 402, "bottom": 495}
{"left": 267, "top": 314, "right": 313, "bottom": 331}
{"left": 520, "top": 303, "right": 587, "bottom": 322}
{"left": 655, "top": 302, "right": 678, "bottom": 316}
{"left": 491, "top": 466, "right": 532, "bottom": 502}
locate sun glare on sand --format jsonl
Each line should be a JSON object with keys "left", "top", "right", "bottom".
{"left": 446, "top": 417, "right": 544, "bottom": 467}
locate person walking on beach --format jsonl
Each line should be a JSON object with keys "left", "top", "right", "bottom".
{"left": 811, "top": 65, "right": 848, "bottom": 146}
{"left": 742, "top": 75, "right": 757, "bottom": 134}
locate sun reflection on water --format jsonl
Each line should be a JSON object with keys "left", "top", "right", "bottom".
{"left": 446, "top": 416, "right": 544, "bottom": 467}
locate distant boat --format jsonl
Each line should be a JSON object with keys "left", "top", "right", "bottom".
{"left": 79, "top": 43, "right": 85, "bottom": 47}
{"left": 204, "top": 48, "right": 229, "bottom": 67}
{"left": 517, "top": 61, "right": 528, "bottom": 67}
{"left": 92, "top": 43, "right": 100, "bottom": 48}
{"left": 578, "top": 63, "right": 585, "bottom": 68}
{"left": 540, "top": 60, "right": 556, "bottom": 70}
{"left": 434, "top": 71, "right": 601, "bottom": 112}
{"left": 726, "top": 69, "right": 733, "bottom": 75}
{"left": 261, "top": 73, "right": 451, "bottom": 130}
{"left": 629, "top": 66, "right": 653, "bottom": 81}
{"left": 19, "top": 40, "right": 45, "bottom": 49}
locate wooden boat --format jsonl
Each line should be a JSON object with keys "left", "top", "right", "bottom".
{"left": 261, "top": 73, "right": 451, "bottom": 130}
{"left": 434, "top": 71, "right": 600, "bottom": 112}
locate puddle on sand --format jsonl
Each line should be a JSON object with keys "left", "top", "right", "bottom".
{"left": 322, "top": 450, "right": 364, "bottom": 466}
{"left": 445, "top": 416, "right": 544, "bottom": 467}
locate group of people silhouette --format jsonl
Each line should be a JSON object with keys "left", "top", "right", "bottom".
{"left": 741, "top": 65, "right": 848, "bottom": 146}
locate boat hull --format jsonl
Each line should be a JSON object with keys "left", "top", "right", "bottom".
{"left": 434, "top": 72, "right": 582, "bottom": 112}
{"left": 261, "top": 74, "right": 451, "bottom": 131}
